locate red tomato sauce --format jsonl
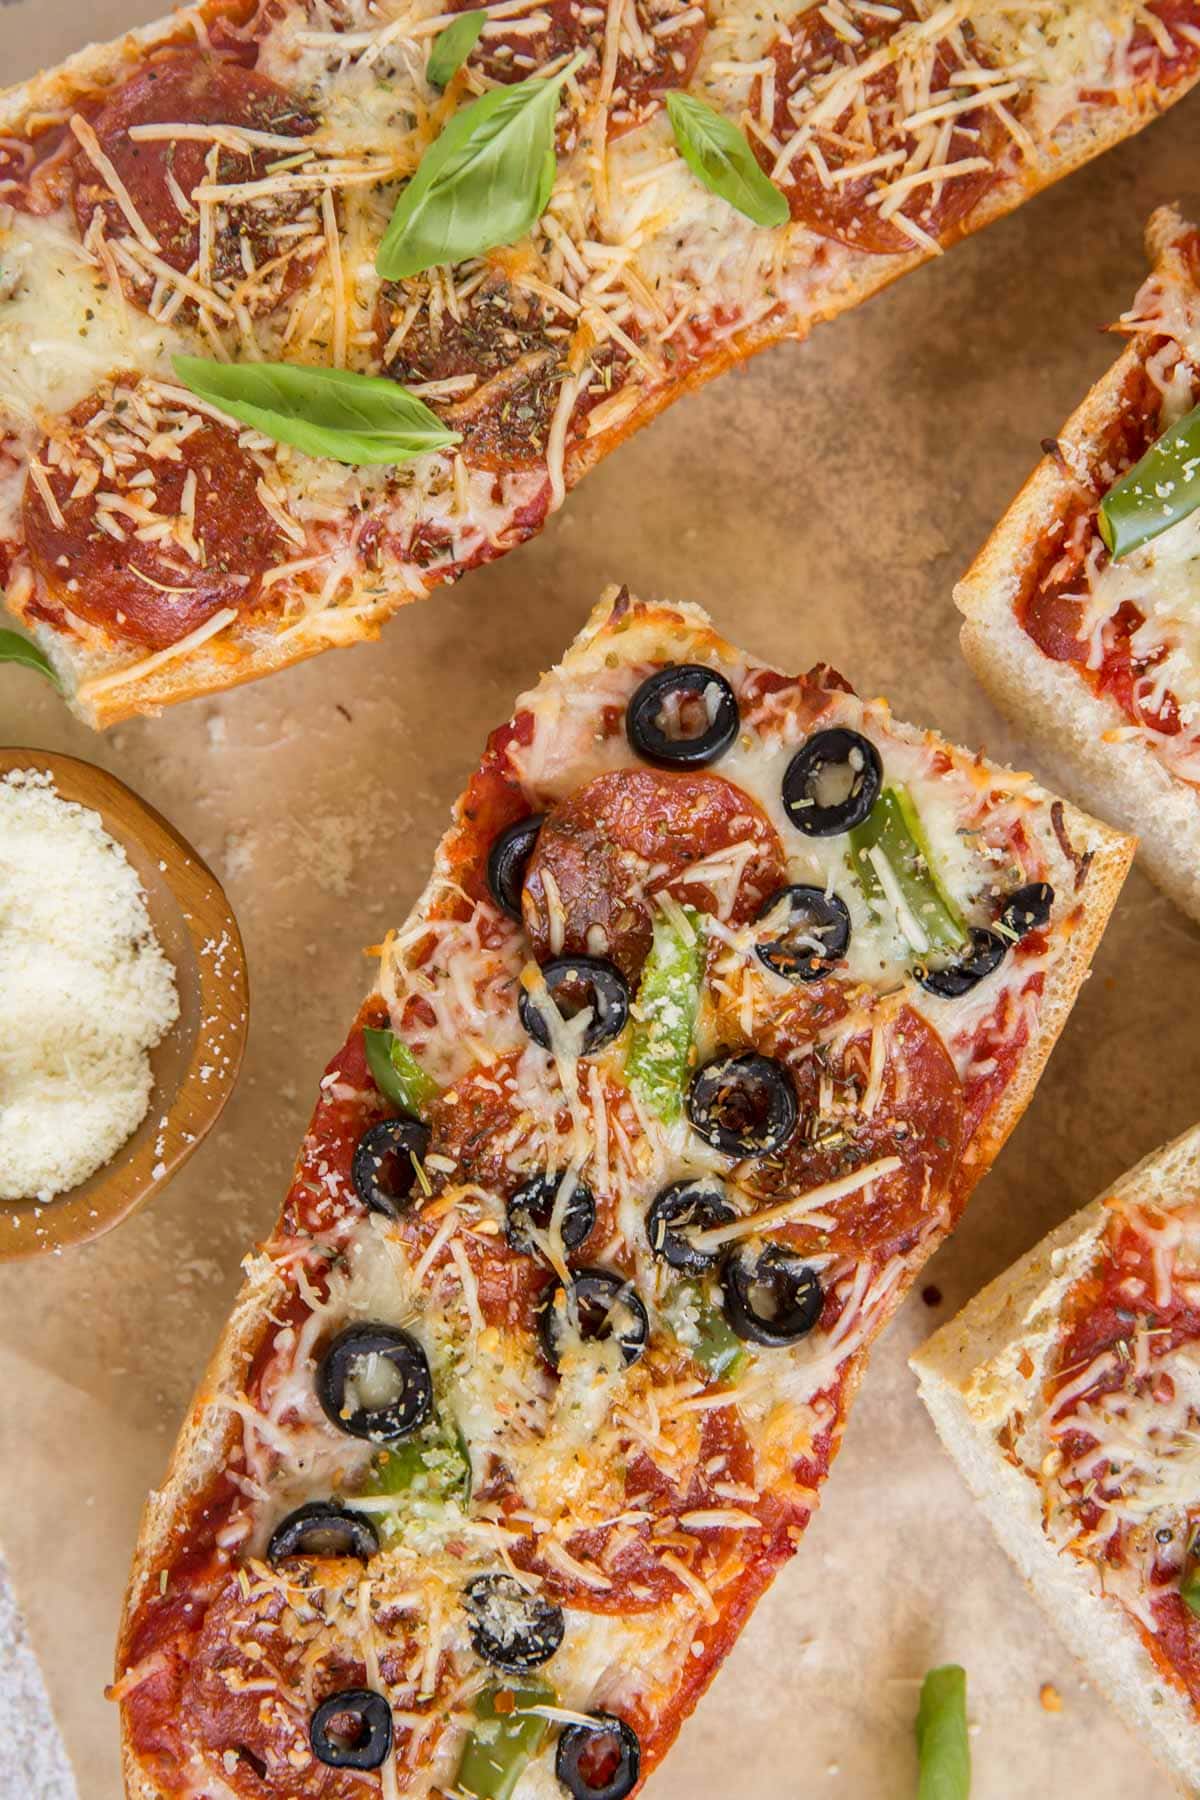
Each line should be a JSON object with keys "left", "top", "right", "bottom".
{"left": 753, "top": 0, "right": 1005, "bottom": 255}
{"left": 1016, "top": 335, "right": 1200, "bottom": 764}
{"left": 1046, "top": 1211, "right": 1200, "bottom": 1709}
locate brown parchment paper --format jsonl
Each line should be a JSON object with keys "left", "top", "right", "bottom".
{"left": 2, "top": 5, "right": 1200, "bottom": 1794}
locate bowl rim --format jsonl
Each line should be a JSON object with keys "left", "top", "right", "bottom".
{"left": 0, "top": 747, "right": 249, "bottom": 1260}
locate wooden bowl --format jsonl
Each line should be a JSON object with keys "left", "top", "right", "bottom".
{"left": 0, "top": 749, "right": 249, "bottom": 1259}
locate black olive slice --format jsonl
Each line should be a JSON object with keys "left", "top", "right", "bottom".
{"left": 915, "top": 927, "right": 1007, "bottom": 999}
{"left": 487, "top": 814, "right": 544, "bottom": 920}
{"left": 351, "top": 1117, "right": 430, "bottom": 1220}
{"left": 463, "top": 1572, "right": 565, "bottom": 1671}
{"left": 1000, "top": 882, "right": 1054, "bottom": 939}
{"left": 267, "top": 1502, "right": 379, "bottom": 1564}
{"left": 782, "top": 728, "right": 882, "bottom": 837}
{"left": 310, "top": 1688, "right": 393, "bottom": 1770}
{"left": 646, "top": 1181, "right": 735, "bottom": 1273}
{"left": 755, "top": 885, "right": 852, "bottom": 982}
{"left": 556, "top": 1714, "right": 641, "bottom": 1800}
{"left": 316, "top": 1324, "right": 434, "bottom": 1442}
{"left": 686, "top": 1051, "right": 798, "bottom": 1159}
{"left": 625, "top": 664, "right": 739, "bottom": 768}
{"left": 723, "top": 1245, "right": 823, "bottom": 1346}
{"left": 518, "top": 956, "right": 630, "bottom": 1054}
{"left": 538, "top": 1269, "right": 649, "bottom": 1369}
{"left": 506, "top": 1173, "right": 596, "bottom": 1257}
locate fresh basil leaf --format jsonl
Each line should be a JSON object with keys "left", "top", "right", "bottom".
{"left": 666, "top": 89, "right": 789, "bottom": 228}
{"left": 916, "top": 1665, "right": 970, "bottom": 1800}
{"left": 1099, "top": 399, "right": 1200, "bottom": 560}
{"left": 427, "top": 10, "right": 486, "bottom": 88}
{"left": 0, "top": 628, "right": 61, "bottom": 691}
{"left": 171, "top": 356, "right": 459, "bottom": 466}
{"left": 376, "top": 52, "right": 584, "bottom": 281}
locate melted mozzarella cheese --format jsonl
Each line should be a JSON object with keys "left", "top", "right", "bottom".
{"left": 0, "top": 209, "right": 183, "bottom": 543}
{"left": 0, "top": 210, "right": 181, "bottom": 425}
{"left": 1082, "top": 507, "right": 1200, "bottom": 723}
{"left": 1007, "top": 1191, "right": 1200, "bottom": 1644}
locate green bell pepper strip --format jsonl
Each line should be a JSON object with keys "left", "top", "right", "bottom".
{"left": 688, "top": 1284, "right": 746, "bottom": 1381}
{"left": 848, "top": 787, "right": 968, "bottom": 958}
{"left": 915, "top": 1664, "right": 970, "bottom": 1800}
{"left": 368, "top": 1440, "right": 427, "bottom": 1494}
{"left": 1181, "top": 1564, "right": 1200, "bottom": 1618}
{"left": 455, "top": 1680, "right": 554, "bottom": 1800}
{"left": 665, "top": 1282, "right": 747, "bottom": 1381}
{"left": 1099, "top": 400, "right": 1200, "bottom": 561}
{"left": 363, "top": 1026, "right": 440, "bottom": 1120}
{"left": 626, "top": 906, "right": 706, "bottom": 1122}
{"left": 362, "top": 1419, "right": 471, "bottom": 1543}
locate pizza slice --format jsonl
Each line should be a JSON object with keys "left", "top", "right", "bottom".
{"left": 957, "top": 206, "right": 1200, "bottom": 923}
{"left": 112, "top": 587, "right": 1132, "bottom": 1799}
{"left": 912, "top": 1122, "right": 1200, "bottom": 1793}
{"left": 3, "top": 0, "right": 1199, "bottom": 726}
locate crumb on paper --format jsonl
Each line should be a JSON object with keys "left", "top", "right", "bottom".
{"left": 223, "top": 795, "right": 412, "bottom": 900}
{"left": 1039, "top": 1683, "right": 1063, "bottom": 1713}
{"left": 222, "top": 831, "right": 256, "bottom": 881}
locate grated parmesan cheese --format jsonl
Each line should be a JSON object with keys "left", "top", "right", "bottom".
{"left": 0, "top": 771, "right": 179, "bottom": 1203}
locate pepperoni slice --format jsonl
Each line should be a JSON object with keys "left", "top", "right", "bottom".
{"left": 523, "top": 769, "right": 787, "bottom": 981}
{"left": 755, "top": 2, "right": 1003, "bottom": 254}
{"left": 376, "top": 275, "right": 629, "bottom": 473}
{"left": 606, "top": 0, "right": 708, "bottom": 134}
{"left": 447, "top": 0, "right": 705, "bottom": 136}
{"left": 72, "top": 51, "right": 315, "bottom": 316}
{"left": 380, "top": 277, "right": 561, "bottom": 471}
{"left": 742, "top": 1006, "right": 963, "bottom": 1260}
{"left": 380, "top": 276, "right": 565, "bottom": 390}
{"left": 23, "top": 379, "right": 287, "bottom": 649}
{"left": 182, "top": 1574, "right": 440, "bottom": 1799}
{"left": 424, "top": 1055, "right": 626, "bottom": 1266}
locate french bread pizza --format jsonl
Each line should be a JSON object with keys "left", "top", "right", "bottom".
{"left": 3, "top": 0, "right": 1200, "bottom": 726}
{"left": 957, "top": 205, "right": 1200, "bottom": 924}
{"left": 912, "top": 1121, "right": 1200, "bottom": 1793}
{"left": 112, "top": 587, "right": 1133, "bottom": 1799}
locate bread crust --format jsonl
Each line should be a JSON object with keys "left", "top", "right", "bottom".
{"left": 115, "top": 587, "right": 1135, "bottom": 1797}
{"left": 912, "top": 1122, "right": 1200, "bottom": 1795}
{"left": 4, "top": 12, "right": 1199, "bottom": 726}
{"left": 956, "top": 206, "right": 1200, "bottom": 924}
{"left": 118, "top": 1249, "right": 286, "bottom": 1800}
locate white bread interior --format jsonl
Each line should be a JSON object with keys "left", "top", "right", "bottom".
{"left": 912, "top": 1121, "right": 1200, "bottom": 1795}
{"left": 956, "top": 206, "right": 1200, "bottom": 925}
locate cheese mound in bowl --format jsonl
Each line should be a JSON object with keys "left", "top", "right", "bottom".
{"left": 0, "top": 769, "right": 179, "bottom": 1203}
